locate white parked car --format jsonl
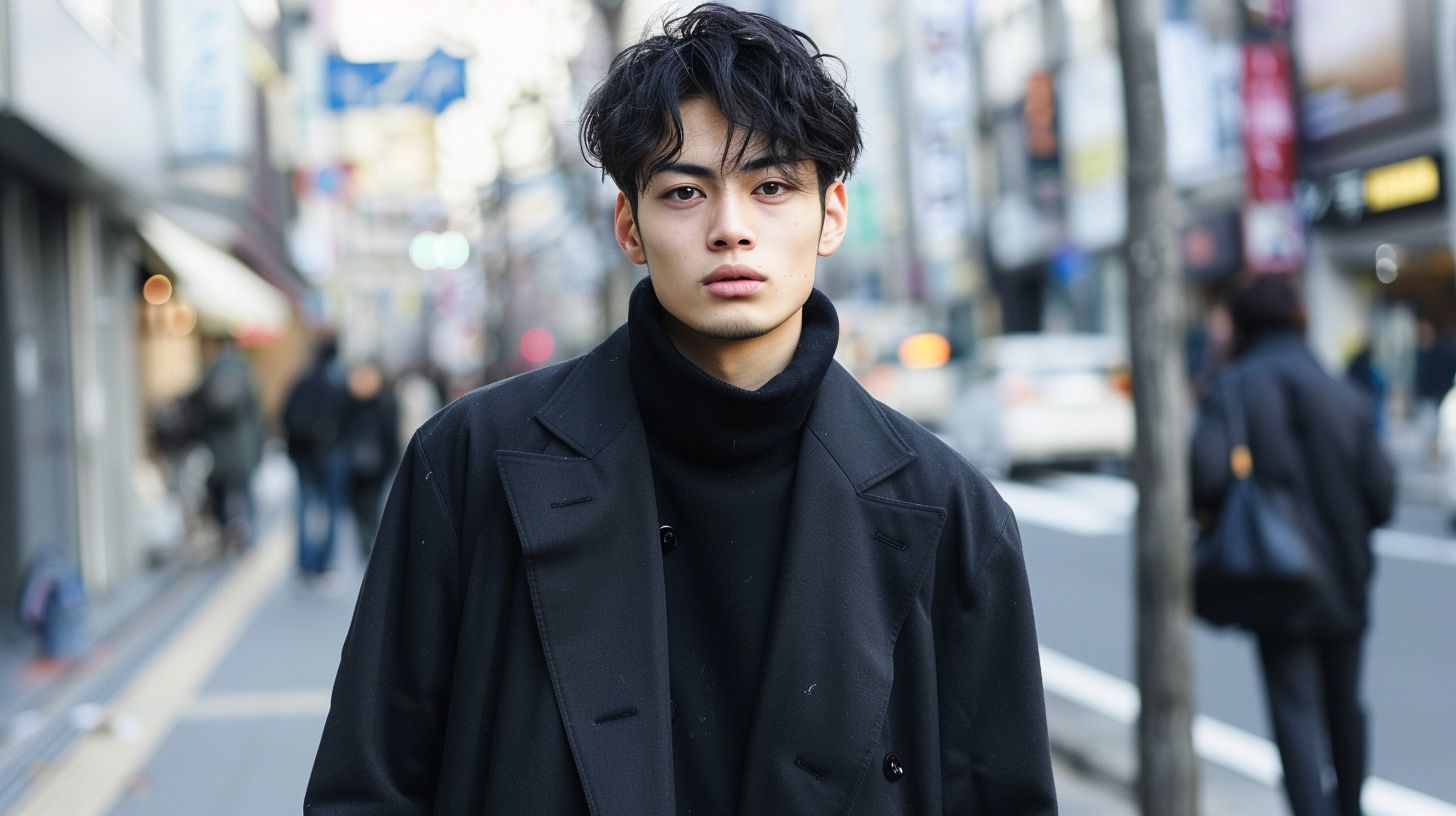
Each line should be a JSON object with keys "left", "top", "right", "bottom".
{"left": 943, "top": 333, "right": 1135, "bottom": 476}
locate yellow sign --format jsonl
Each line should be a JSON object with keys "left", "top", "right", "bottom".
{"left": 1363, "top": 155, "right": 1441, "bottom": 213}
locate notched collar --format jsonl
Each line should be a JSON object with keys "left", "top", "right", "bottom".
{"left": 533, "top": 326, "right": 638, "bottom": 458}
{"left": 805, "top": 363, "right": 918, "bottom": 493}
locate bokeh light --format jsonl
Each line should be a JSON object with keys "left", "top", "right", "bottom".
{"left": 409, "top": 230, "right": 470, "bottom": 270}
{"left": 519, "top": 327, "right": 555, "bottom": 364}
{"left": 142, "top": 273, "right": 173, "bottom": 305}
{"left": 898, "top": 333, "right": 952, "bottom": 369}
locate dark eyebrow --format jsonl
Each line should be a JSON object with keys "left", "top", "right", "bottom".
{"left": 656, "top": 162, "right": 715, "bottom": 179}
{"left": 740, "top": 154, "right": 803, "bottom": 173}
{"left": 653, "top": 155, "right": 807, "bottom": 182}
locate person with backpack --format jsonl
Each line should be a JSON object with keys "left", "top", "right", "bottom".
{"left": 1191, "top": 274, "right": 1395, "bottom": 816}
{"left": 284, "top": 334, "right": 353, "bottom": 583}
{"left": 189, "top": 337, "right": 264, "bottom": 554}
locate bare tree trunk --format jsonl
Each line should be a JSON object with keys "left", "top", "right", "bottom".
{"left": 1111, "top": 0, "right": 1199, "bottom": 814}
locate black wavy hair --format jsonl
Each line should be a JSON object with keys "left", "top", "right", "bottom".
{"left": 579, "top": 3, "right": 862, "bottom": 207}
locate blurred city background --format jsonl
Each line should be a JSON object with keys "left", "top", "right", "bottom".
{"left": 0, "top": 0, "right": 1452, "bottom": 814}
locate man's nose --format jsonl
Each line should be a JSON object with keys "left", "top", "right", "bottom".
{"left": 706, "top": 196, "right": 755, "bottom": 250}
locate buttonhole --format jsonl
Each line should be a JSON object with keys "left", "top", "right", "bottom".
{"left": 794, "top": 758, "right": 827, "bottom": 780}
{"left": 875, "top": 532, "right": 906, "bottom": 551}
{"left": 593, "top": 707, "right": 638, "bottom": 725}
{"left": 550, "top": 496, "right": 593, "bottom": 509}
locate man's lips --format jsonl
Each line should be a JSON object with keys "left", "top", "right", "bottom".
{"left": 703, "top": 264, "right": 765, "bottom": 298}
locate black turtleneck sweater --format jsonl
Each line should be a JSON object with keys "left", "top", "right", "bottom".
{"left": 628, "top": 280, "right": 839, "bottom": 816}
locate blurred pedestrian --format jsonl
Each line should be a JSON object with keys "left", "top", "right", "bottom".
{"left": 1345, "top": 343, "right": 1386, "bottom": 435}
{"left": 189, "top": 337, "right": 264, "bottom": 554}
{"left": 1415, "top": 316, "right": 1456, "bottom": 405}
{"left": 1191, "top": 274, "right": 1395, "bottom": 816}
{"left": 283, "top": 334, "right": 351, "bottom": 583}
{"left": 308, "top": 6, "right": 1055, "bottom": 814}
{"left": 344, "top": 362, "right": 398, "bottom": 558}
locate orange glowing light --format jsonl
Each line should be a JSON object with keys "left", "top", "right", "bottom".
{"left": 898, "top": 333, "right": 951, "bottom": 369}
{"left": 166, "top": 302, "right": 197, "bottom": 336}
{"left": 143, "top": 274, "right": 173, "bottom": 305}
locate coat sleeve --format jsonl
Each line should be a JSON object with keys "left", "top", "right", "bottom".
{"left": 938, "top": 507, "right": 1057, "bottom": 815}
{"left": 305, "top": 436, "right": 462, "bottom": 814}
{"left": 1189, "top": 392, "right": 1230, "bottom": 516}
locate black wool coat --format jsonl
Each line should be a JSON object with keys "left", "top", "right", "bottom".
{"left": 1191, "top": 331, "right": 1396, "bottom": 635}
{"left": 305, "top": 327, "right": 1057, "bottom": 815}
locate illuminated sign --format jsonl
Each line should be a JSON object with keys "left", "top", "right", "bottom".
{"left": 1304, "top": 153, "right": 1445, "bottom": 227}
{"left": 1363, "top": 155, "right": 1441, "bottom": 213}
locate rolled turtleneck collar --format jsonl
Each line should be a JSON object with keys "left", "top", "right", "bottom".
{"left": 628, "top": 277, "right": 839, "bottom": 464}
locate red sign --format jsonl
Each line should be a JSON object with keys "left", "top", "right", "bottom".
{"left": 1242, "top": 42, "right": 1297, "bottom": 202}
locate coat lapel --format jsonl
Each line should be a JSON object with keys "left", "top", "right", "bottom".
{"left": 496, "top": 328, "right": 675, "bottom": 816}
{"left": 738, "top": 365, "right": 948, "bottom": 814}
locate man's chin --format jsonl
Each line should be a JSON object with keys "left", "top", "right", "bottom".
{"left": 690, "top": 319, "right": 774, "bottom": 342}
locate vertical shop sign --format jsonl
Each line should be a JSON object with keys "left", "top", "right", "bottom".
{"left": 1059, "top": 48, "right": 1126, "bottom": 250}
{"left": 907, "top": 0, "right": 979, "bottom": 299}
{"left": 163, "top": 0, "right": 252, "bottom": 162}
{"left": 1242, "top": 42, "right": 1296, "bottom": 201}
{"left": 1241, "top": 41, "right": 1303, "bottom": 272}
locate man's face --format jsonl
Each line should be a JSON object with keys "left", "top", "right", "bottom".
{"left": 614, "top": 98, "right": 848, "bottom": 341}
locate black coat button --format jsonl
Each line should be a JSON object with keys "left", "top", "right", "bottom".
{"left": 883, "top": 753, "right": 904, "bottom": 783}
{"left": 660, "top": 525, "right": 678, "bottom": 552}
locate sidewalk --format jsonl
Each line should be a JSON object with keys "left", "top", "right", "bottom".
{"left": 102, "top": 534, "right": 365, "bottom": 816}
{"left": 0, "top": 449, "right": 367, "bottom": 816}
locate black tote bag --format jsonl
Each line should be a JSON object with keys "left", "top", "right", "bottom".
{"left": 1194, "top": 373, "right": 1320, "bottom": 629}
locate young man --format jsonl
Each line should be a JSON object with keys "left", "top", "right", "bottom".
{"left": 306, "top": 5, "right": 1056, "bottom": 814}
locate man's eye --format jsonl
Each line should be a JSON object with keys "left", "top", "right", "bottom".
{"left": 758, "top": 182, "right": 785, "bottom": 196}
{"left": 670, "top": 187, "right": 699, "bottom": 201}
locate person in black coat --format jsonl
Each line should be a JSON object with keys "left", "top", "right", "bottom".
{"left": 1191, "top": 275, "right": 1395, "bottom": 816}
{"left": 344, "top": 362, "right": 399, "bottom": 558}
{"left": 284, "top": 335, "right": 353, "bottom": 580}
{"left": 306, "top": 6, "right": 1056, "bottom": 814}
{"left": 189, "top": 337, "right": 264, "bottom": 553}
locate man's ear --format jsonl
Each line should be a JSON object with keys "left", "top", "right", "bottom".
{"left": 614, "top": 191, "right": 648, "bottom": 265}
{"left": 818, "top": 180, "right": 848, "bottom": 257}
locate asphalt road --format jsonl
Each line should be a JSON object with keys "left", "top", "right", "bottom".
{"left": 1016, "top": 476, "right": 1456, "bottom": 806}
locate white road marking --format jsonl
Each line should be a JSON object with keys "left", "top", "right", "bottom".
{"left": 1039, "top": 646, "right": 1456, "bottom": 816}
{"left": 999, "top": 474, "right": 1456, "bottom": 568}
{"left": 1374, "top": 529, "right": 1456, "bottom": 567}
{"left": 992, "top": 480, "right": 1129, "bottom": 536}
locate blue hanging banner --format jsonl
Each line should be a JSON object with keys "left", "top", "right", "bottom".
{"left": 327, "top": 49, "right": 466, "bottom": 114}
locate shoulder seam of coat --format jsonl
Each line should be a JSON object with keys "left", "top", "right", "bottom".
{"left": 969, "top": 509, "right": 1017, "bottom": 591}
{"left": 413, "top": 441, "right": 462, "bottom": 551}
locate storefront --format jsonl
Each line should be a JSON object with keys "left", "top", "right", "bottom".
{"left": 1293, "top": 0, "right": 1446, "bottom": 411}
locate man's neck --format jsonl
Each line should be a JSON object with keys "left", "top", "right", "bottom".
{"left": 662, "top": 308, "right": 804, "bottom": 391}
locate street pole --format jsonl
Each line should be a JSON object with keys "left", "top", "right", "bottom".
{"left": 1110, "top": 0, "right": 1199, "bottom": 814}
